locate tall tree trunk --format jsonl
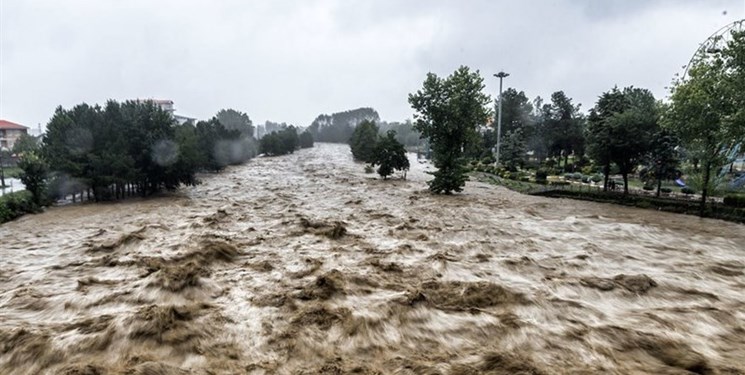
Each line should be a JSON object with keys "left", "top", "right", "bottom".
{"left": 699, "top": 161, "right": 711, "bottom": 217}
{"left": 622, "top": 172, "right": 629, "bottom": 194}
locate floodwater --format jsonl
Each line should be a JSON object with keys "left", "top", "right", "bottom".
{"left": 1, "top": 143, "right": 743, "bottom": 374}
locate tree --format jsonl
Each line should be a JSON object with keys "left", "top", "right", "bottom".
{"left": 260, "top": 127, "right": 299, "bottom": 156}
{"left": 409, "top": 66, "right": 492, "bottom": 194}
{"left": 349, "top": 120, "right": 379, "bottom": 162}
{"left": 668, "top": 30, "right": 745, "bottom": 214}
{"left": 587, "top": 87, "right": 658, "bottom": 193}
{"left": 643, "top": 128, "right": 680, "bottom": 197}
{"left": 372, "top": 130, "right": 410, "bottom": 179}
{"left": 12, "top": 133, "right": 40, "bottom": 155}
{"left": 499, "top": 128, "right": 527, "bottom": 172}
{"left": 216, "top": 109, "right": 254, "bottom": 138}
{"left": 18, "top": 152, "right": 49, "bottom": 205}
{"left": 299, "top": 130, "right": 314, "bottom": 148}
{"left": 539, "top": 92, "right": 585, "bottom": 170}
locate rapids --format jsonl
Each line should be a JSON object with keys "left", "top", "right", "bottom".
{"left": 1, "top": 143, "right": 743, "bottom": 374}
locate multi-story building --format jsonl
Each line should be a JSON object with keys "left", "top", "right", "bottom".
{"left": 0, "top": 120, "right": 29, "bottom": 150}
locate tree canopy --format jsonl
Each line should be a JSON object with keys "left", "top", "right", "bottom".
{"left": 372, "top": 130, "right": 410, "bottom": 179}
{"left": 349, "top": 120, "right": 379, "bottom": 163}
{"left": 668, "top": 30, "right": 745, "bottom": 212}
{"left": 409, "top": 66, "right": 492, "bottom": 194}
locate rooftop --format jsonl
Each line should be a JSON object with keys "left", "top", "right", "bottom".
{"left": 0, "top": 119, "right": 29, "bottom": 130}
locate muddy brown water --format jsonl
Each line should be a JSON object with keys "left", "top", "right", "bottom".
{"left": 1, "top": 143, "right": 744, "bottom": 374}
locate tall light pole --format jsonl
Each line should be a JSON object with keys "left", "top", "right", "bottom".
{"left": 493, "top": 72, "right": 509, "bottom": 167}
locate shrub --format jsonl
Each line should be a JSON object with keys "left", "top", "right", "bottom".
{"left": 681, "top": 187, "right": 696, "bottom": 195}
{"left": 520, "top": 177, "right": 530, "bottom": 182}
{"left": 660, "top": 187, "right": 672, "bottom": 194}
{"left": 564, "top": 173, "right": 573, "bottom": 180}
{"left": 550, "top": 180, "right": 571, "bottom": 186}
{"left": 572, "top": 172, "right": 583, "bottom": 181}
{"left": 581, "top": 176, "right": 590, "bottom": 183}
{"left": 364, "top": 165, "right": 374, "bottom": 174}
{"left": 481, "top": 155, "right": 495, "bottom": 165}
{"left": 642, "top": 185, "right": 654, "bottom": 191}
{"left": 0, "top": 191, "right": 38, "bottom": 223}
{"left": 723, "top": 194, "right": 745, "bottom": 208}
{"left": 591, "top": 174, "right": 603, "bottom": 183}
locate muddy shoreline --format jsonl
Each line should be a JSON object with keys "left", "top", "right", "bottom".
{"left": 1, "top": 143, "right": 744, "bottom": 374}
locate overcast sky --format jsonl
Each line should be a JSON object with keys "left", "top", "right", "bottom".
{"left": 1, "top": 0, "right": 743, "bottom": 131}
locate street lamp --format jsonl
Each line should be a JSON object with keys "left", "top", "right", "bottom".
{"left": 493, "top": 71, "right": 509, "bottom": 167}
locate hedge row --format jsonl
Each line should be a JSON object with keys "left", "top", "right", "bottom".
{"left": 0, "top": 191, "right": 39, "bottom": 224}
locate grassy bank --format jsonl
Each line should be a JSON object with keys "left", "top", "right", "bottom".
{"left": 472, "top": 172, "right": 745, "bottom": 224}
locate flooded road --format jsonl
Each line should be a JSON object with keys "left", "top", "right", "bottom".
{"left": 1, "top": 143, "right": 744, "bottom": 374}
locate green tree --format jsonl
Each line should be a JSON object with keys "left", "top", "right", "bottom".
{"left": 499, "top": 128, "right": 527, "bottom": 172}
{"left": 216, "top": 109, "right": 254, "bottom": 138}
{"left": 540, "top": 91, "right": 585, "bottom": 170}
{"left": 668, "top": 31, "right": 745, "bottom": 214}
{"left": 18, "top": 152, "right": 49, "bottom": 205}
{"left": 349, "top": 120, "right": 379, "bottom": 162}
{"left": 643, "top": 128, "right": 680, "bottom": 197}
{"left": 409, "top": 66, "right": 492, "bottom": 194}
{"left": 12, "top": 133, "right": 40, "bottom": 155}
{"left": 372, "top": 130, "right": 410, "bottom": 179}
{"left": 299, "top": 130, "right": 314, "bottom": 148}
{"left": 587, "top": 87, "right": 658, "bottom": 193}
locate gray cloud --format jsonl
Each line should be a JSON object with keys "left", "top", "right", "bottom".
{"left": 1, "top": 0, "right": 742, "bottom": 131}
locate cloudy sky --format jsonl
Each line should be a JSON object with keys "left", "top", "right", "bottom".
{"left": 1, "top": 0, "right": 743, "bottom": 131}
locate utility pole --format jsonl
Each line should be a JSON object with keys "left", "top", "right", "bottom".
{"left": 493, "top": 71, "right": 509, "bottom": 167}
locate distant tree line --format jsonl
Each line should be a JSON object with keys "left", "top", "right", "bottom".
{"left": 307, "top": 107, "right": 380, "bottom": 143}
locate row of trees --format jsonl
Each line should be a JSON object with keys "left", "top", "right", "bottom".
{"left": 259, "top": 127, "right": 315, "bottom": 156}
{"left": 349, "top": 120, "right": 409, "bottom": 179}
{"left": 19, "top": 101, "right": 260, "bottom": 204}
{"left": 408, "top": 44, "right": 745, "bottom": 214}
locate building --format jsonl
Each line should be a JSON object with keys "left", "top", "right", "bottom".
{"left": 134, "top": 99, "right": 196, "bottom": 125}
{"left": 0, "top": 120, "right": 29, "bottom": 150}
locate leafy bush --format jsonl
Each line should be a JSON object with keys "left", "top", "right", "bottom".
{"left": 660, "top": 187, "right": 672, "bottom": 194}
{"left": 364, "top": 165, "right": 374, "bottom": 174}
{"left": 723, "top": 194, "right": 745, "bottom": 208}
{"left": 581, "top": 166, "right": 595, "bottom": 175}
{"left": 481, "top": 155, "right": 495, "bottom": 165}
{"left": 681, "top": 187, "right": 696, "bottom": 195}
{"left": 520, "top": 177, "right": 530, "bottom": 182}
{"left": 591, "top": 174, "right": 603, "bottom": 183}
{"left": 572, "top": 172, "right": 583, "bottom": 180}
{"left": 581, "top": 176, "right": 590, "bottom": 183}
{"left": 564, "top": 173, "right": 572, "bottom": 180}
{"left": 642, "top": 185, "right": 654, "bottom": 191}
{"left": 0, "top": 191, "right": 38, "bottom": 223}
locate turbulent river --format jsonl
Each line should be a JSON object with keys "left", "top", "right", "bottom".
{"left": 1, "top": 143, "right": 744, "bottom": 374}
